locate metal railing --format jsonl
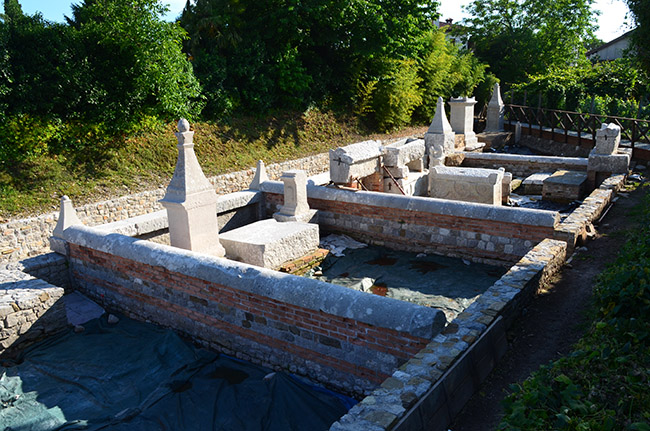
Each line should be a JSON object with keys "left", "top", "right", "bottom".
{"left": 504, "top": 104, "right": 650, "bottom": 149}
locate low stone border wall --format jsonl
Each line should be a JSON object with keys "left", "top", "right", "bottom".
{"left": 0, "top": 271, "right": 67, "bottom": 356}
{"left": 1, "top": 154, "right": 329, "bottom": 263}
{"left": 554, "top": 174, "right": 627, "bottom": 254}
{"left": 461, "top": 152, "right": 588, "bottom": 177}
{"left": 329, "top": 238, "right": 567, "bottom": 431}
{"left": 262, "top": 181, "right": 559, "bottom": 265}
{"left": 0, "top": 253, "right": 69, "bottom": 289}
{"left": 63, "top": 224, "right": 445, "bottom": 397}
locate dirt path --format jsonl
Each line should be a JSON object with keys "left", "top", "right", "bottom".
{"left": 449, "top": 181, "right": 648, "bottom": 431}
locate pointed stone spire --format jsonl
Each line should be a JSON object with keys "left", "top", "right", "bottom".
{"left": 427, "top": 97, "right": 453, "bottom": 134}
{"left": 160, "top": 119, "right": 225, "bottom": 257}
{"left": 53, "top": 196, "right": 83, "bottom": 239}
{"left": 486, "top": 83, "right": 505, "bottom": 132}
{"left": 51, "top": 195, "right": 83, "bottom": 255}
{"left": 249, "top": 160, "right": 269, "bottom": 190}
{"left": 424, "top": 97, "right": 456, "bottom": 167}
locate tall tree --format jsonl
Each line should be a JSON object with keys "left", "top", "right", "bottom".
{"left": 180, "top": 0, "right": 439, "bottom": 115}
{"left": 67, "top": 0, "right": 203, "bottom": 125}
{"left": 625, "top": 0, "right": 650, "bottom": 74}
{"left": 462, "top": 0, "right": 597, "bottom": 85}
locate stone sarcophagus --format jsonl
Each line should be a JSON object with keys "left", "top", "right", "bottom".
{"left": 382, "top": 138, "right": 426, "bottom": 173}
{"left": 329, "top": 140, "right": 382, "bottom": 184}
{"left": 429, "top": 166, "right": 504, "bottom": 205}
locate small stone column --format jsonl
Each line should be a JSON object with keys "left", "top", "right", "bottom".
{"left": 424, "top": 97, "right": 455, "bottom": 167}
{"left": 160, "top": 119, "right": 225, "bottom": 257}
{"left": 486, "top": 83, "right": 505, "bottom": 132}
{"left": 50, "top": 195, "right": 83, "bottom": 255}
{"left": 273, "top": 170, "right": 317, "bottom": 223}
{"left": 449, "top": 96, "right": 479, "bottom": 148}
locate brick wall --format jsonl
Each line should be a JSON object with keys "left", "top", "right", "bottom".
{"left": 263, "top": 182, "right": 559, "bottom": 264}
{"left": 64, "top": 225, "right": 445, "bottom": 397}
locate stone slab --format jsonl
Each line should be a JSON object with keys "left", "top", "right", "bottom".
{"left": 522, "top": 173, "right": 553, "bottom": 195}
{"left": 383, "top": 139, "right": 426, "bottom": 167}
{"left": 65, "top": 291, "right": 105, "bottom": 326}
{"left": 219, "top": 219, "right": 319, "bottom": 269}
{"left": 384, "top": 171, "right": 428, "bottom": 196}
{"left": 542, "top": 170, "right": 588, "bottom": 203}
{"left": 588, "top": 151, "right": 630, "bottom": 174}
{"left": 429, "top": 166, "right": 503, "bottom": 205}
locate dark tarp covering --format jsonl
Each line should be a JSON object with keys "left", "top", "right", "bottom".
{"left": 0, "top": 315, "right": 354, "bottom": 431}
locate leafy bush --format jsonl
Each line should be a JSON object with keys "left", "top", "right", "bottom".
{"left": 500, "top": 191, "right": 650, "bottom": 431}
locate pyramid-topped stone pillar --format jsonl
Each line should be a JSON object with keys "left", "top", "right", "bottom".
{"left": 486, "top": 83, "right": 505, "bottom": 132}
{"left": 160, "top": 119, "right": 225, "bottom": 257}
{"left": 424, "top": 97, "right": 456, "bottom": 167}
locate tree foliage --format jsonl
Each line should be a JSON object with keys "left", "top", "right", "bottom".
{"left": 625, "top": 0, "right": 650, "bottom": 74}
{"left": 462, "top": 0, "right": 597, "bottom": 85}
{"left": 509, "top": 58, "right": 649, "bottom": 118}
{"left": 179, "top": 0, "right": 440, "bottom": 116}
{"left": 0, "top": 0, "right": 202, "bottom": 162}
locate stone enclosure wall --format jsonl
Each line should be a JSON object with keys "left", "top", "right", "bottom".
{"left": 63, "top": 225, "right": 445, "bottom": 398}
{"left": 262, "top": 181, "right": 559, "bottom": 265}
{"left": 461, "top": 153, "right": 589, "bottom": 177}
{"left": 1, "top": 153, "right": 329, "bottom": 263}
{"left": 0, "top": 271, "right": 66, "bottom": 356}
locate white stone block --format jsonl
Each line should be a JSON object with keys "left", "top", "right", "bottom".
{"left": 429, "top": 166, "right": 503, "bottom": 205}
{"left": 384, "top": 166, "right": 410, "bottom": 179}
{"left": 449, "top": 97, "right": 477, "bottom": 137}
{"left": 329, "top": 140, "right": 382, "bottom": 184}
{"left": 502, "top": 171, "right": 512, "bottom": 204}
{"left": 383, "top": 138, "right": 425, "bottom": 167}
{"left": 594, "top": 123, "right": 621, "bottom": 155}
{"left": 220, "top": 219, "right": 319, "bottom": 269}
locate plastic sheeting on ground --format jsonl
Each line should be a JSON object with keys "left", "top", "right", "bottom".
{"left": 0, "top": 315, "right": 354, "bottom": 431}
{"left": 308, "top": 245, "right": 506, "bottom": 322}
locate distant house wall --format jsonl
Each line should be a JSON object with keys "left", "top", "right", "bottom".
{"left": 587, "top": 31, "right": 633, "bottom": 61}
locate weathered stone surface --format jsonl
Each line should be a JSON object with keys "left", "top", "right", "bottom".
{"left": 522, "top": 172, "right": 553, "bottom": 195}
{"left": 449, "top": 97, "right": 478, "bottom": 147}
{"left": 220, "top": 219, "right": 320, "bottom": 269}
{"left": 588, "top": 151, "right": 630, "bottom": 174}
{"left": 329, "top": 140, "right": 382, "bottom": 184}
{"left": 486, "top": 83, "right": 505, "bottom": 132}
{"left": 594, "top": 123, "right": 621, "bottom": 155}
{"left": 273, "top": 170, "right": 318, "bottom": 223}
{"left": 429, "top": 166, "right": 504, "bottom": 205}
{"left": 383, "top": 139, "right": 425, "bottom": 167}
{"left": 425, "top": 97, "right": 455, "bottom": 166}
{"left": 249, "top": 160, "right": 269, "bottom": 190}
{"left": 542, "top": 170, "right": 588, "bottom": 202}
{"left": 160, "top": 119, "right": 225, "bottom": 257}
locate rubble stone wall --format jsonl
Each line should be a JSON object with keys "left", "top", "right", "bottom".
{"left": 0, "top": 270, "right": 66, "bottom": 356}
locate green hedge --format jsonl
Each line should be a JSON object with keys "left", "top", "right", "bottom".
{"left": 499, "top": 189, "right": 650, "bottom": 431}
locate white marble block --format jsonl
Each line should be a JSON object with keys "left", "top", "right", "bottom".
{"left": 274, "top": 170, "right": 317, "bottom": 223}
{"left": 220, "top": 219, "right": 319, "bottom": 269}
{"left": 160, "top": 119, "right": 225, "bottom": 257}
{"left": 329, "top": 140, "right": 382, "bottom": 184}
{"left": 429, "top": 166, "right": 503, "bottom": 205}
